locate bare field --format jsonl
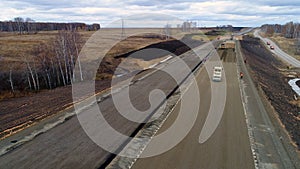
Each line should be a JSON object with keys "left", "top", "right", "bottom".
{"left": 0, "top": 31, "right": 95, "bottom": 71}
{"left": 0, "top": 28, "right": 194, "bottom": 71}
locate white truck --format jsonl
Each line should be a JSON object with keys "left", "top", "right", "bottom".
{"left": 212, "top": 66, "right": 222, "bottom": 82}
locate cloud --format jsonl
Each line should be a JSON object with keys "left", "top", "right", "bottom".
{"left": 0, "top": 0, "right": 299, "bottom": 27}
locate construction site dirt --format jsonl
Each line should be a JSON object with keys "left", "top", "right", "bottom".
{"left": 240, "top": 36, "right": 300, "bottom": 150}
{"left": 0, "top": 35, "right": 203, "bottom": 139}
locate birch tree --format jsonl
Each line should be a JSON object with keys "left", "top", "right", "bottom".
{"left": 8, "top": 67, "right": 15, "bottom": 93}
{"left": 25, "top": 18, "right": 35, "bottom": 34}
{"left": 24, "top": 58, "right": 37, "bottom": 91}
{"left": 54, "top": 29, "right": 83, "bottom": 85}
{"left": 35, "top": 43, "right": 54, "bottom": 89}
{"left": 14, "top": 17, "right": 24, "bottom": 34}
{"left": 296, "top": 38, "right": 300, "bottom": 55}
{"left": 284, "top": 22, "right": 294, "bottom": 38}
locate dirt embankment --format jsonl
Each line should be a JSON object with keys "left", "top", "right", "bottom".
{"left": 97, "top": 35, "right": 204, "bottom": 79}
{"left": 0, "top": 35, "right": 203, "bottom": 139}
{"left": 240, "top": 36, "right": 300, "bottom": 149}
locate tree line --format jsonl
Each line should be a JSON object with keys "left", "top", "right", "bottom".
{"left": 0, "top": 29, "right": 86, "bottom": 94}
{"left": 0, "top": 17, "right": 100, "bottom": 34}
{"left": 261, "top": 22, "right": 300, "bottom": 38}
{"left": 261, "top": 22, "right": 300, "bottom": 54}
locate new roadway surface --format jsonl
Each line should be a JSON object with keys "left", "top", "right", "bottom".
{"left": 131, "top": 41, "right": 299, "bottom": 169}
{"left": 132, "top": 47, "right": 255, "bottom": 169}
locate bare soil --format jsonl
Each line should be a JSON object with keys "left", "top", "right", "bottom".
{"left": 240, "top": 36, "right": 300, "bottom": 149}
{"left": 0, "top": 33, "right": 203, "bottom": 139}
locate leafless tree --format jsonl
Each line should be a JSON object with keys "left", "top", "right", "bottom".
{"left": 72, "top": 31, "right": 83, "bottom": 81}
{"left": 8, "top": 67, "right": 15, "bottom": 93}
{"left": 27, "top": 73, "right": 32, "bottom": 90}
{"left": 283, "top": 22, "right": 294, "bottom": 38}
{"left": 34, "top": 43, "right": 54, "bottom": 89}
{"left": 296, "top": 38, "right": 300, "bottom": 55}
{"left": 33, "top": 62, "right": 40, "bottom": 90}
{"left": 262, "top": 22, "right": 300, "bottom": 39}
{"left": 55, "top": 49, "right": 67, "bottom": 86}
{"left": 14, "top": 17, "right": 24, "bottom": 34}
{"left": 164, "top": 24, "right": 171, "bottom": 40}
{"left": 54, "top": 29, "right": 83, "bottom": 85}
{"left": 25, "top": 17, "right": 36, "bottom": 34}
{"left": 54, "top": 31, "right": 69, "bottom": 85}
{"left": 262, "top": 24, "right": 275, "bottom": 36}
{"left": 24, "top": 58, "right": 38, "bottom": 91}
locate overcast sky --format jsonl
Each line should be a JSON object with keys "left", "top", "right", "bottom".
{"left": 0, "top": 0, "right": 299, "bottom": 27}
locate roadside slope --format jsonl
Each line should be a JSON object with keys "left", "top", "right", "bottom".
{"left": 237, "top": 39, "right": 300, "bottom": 168}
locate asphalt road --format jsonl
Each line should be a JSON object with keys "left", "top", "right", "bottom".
{"left": 132, "top": 50, "right": 255, "bottom": 169}
{"left": 0, "top": 42, "right": 216, "bottom": 169}
{"left": 254, "top": 29, "right": 300, "bottom": 68}
{"left": 234, "top": 27, "right": 255, "bottom": 36}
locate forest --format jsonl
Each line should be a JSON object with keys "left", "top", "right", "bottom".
{"left": 0, "top": 17, "right": 100, "bottom": 34}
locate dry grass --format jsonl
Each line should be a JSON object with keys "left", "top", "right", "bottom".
{"left": 188, "top": 30, "right": 229, "bottom": 42}
{"left": 0, "top": 91, "right": 32, "bottom": 100}
{"left": 0, "top": 31, "right": 95, "bottom": 71}
{"left": 0, "top": 28, "right": 206, "bottom": 73}
{"left": 0, "top": 28, "right": 187, "bottom": 90}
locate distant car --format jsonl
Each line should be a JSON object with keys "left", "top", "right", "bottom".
{"left": 213, "top": 66, "right": 222, "bottom": 82}
{"left": 267, "top": 42, "right": 271, "bottom": 45}
{"left": 270, "top": 46, "right": 275, "bottom": 50}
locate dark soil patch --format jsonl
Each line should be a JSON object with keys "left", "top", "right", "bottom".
{"left": 240, "top": 36, "right": 300, "bottom": 149}
{"left": 115, "top": 35, "right": 204, "bottom": 61}
{"left": 0, "top": 79, "right": 111, "bottom": 136}
{"left": 296, "top": 80, "right": 300, "bottom": 88}
{"left": 97, "top": 35, "right": 203, "bottom": 79}
{"left": 219, "top": 48, "right": 236, "bottom": 63}
{"left": 205, "top": 30, "right": 225, "bottom": 36}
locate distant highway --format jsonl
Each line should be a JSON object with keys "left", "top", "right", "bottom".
{"left": 234, "top": 27, "right": 255, "bottom": 36}
{"left": 254, "top": 29, "right": 300, "bottom": 68}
